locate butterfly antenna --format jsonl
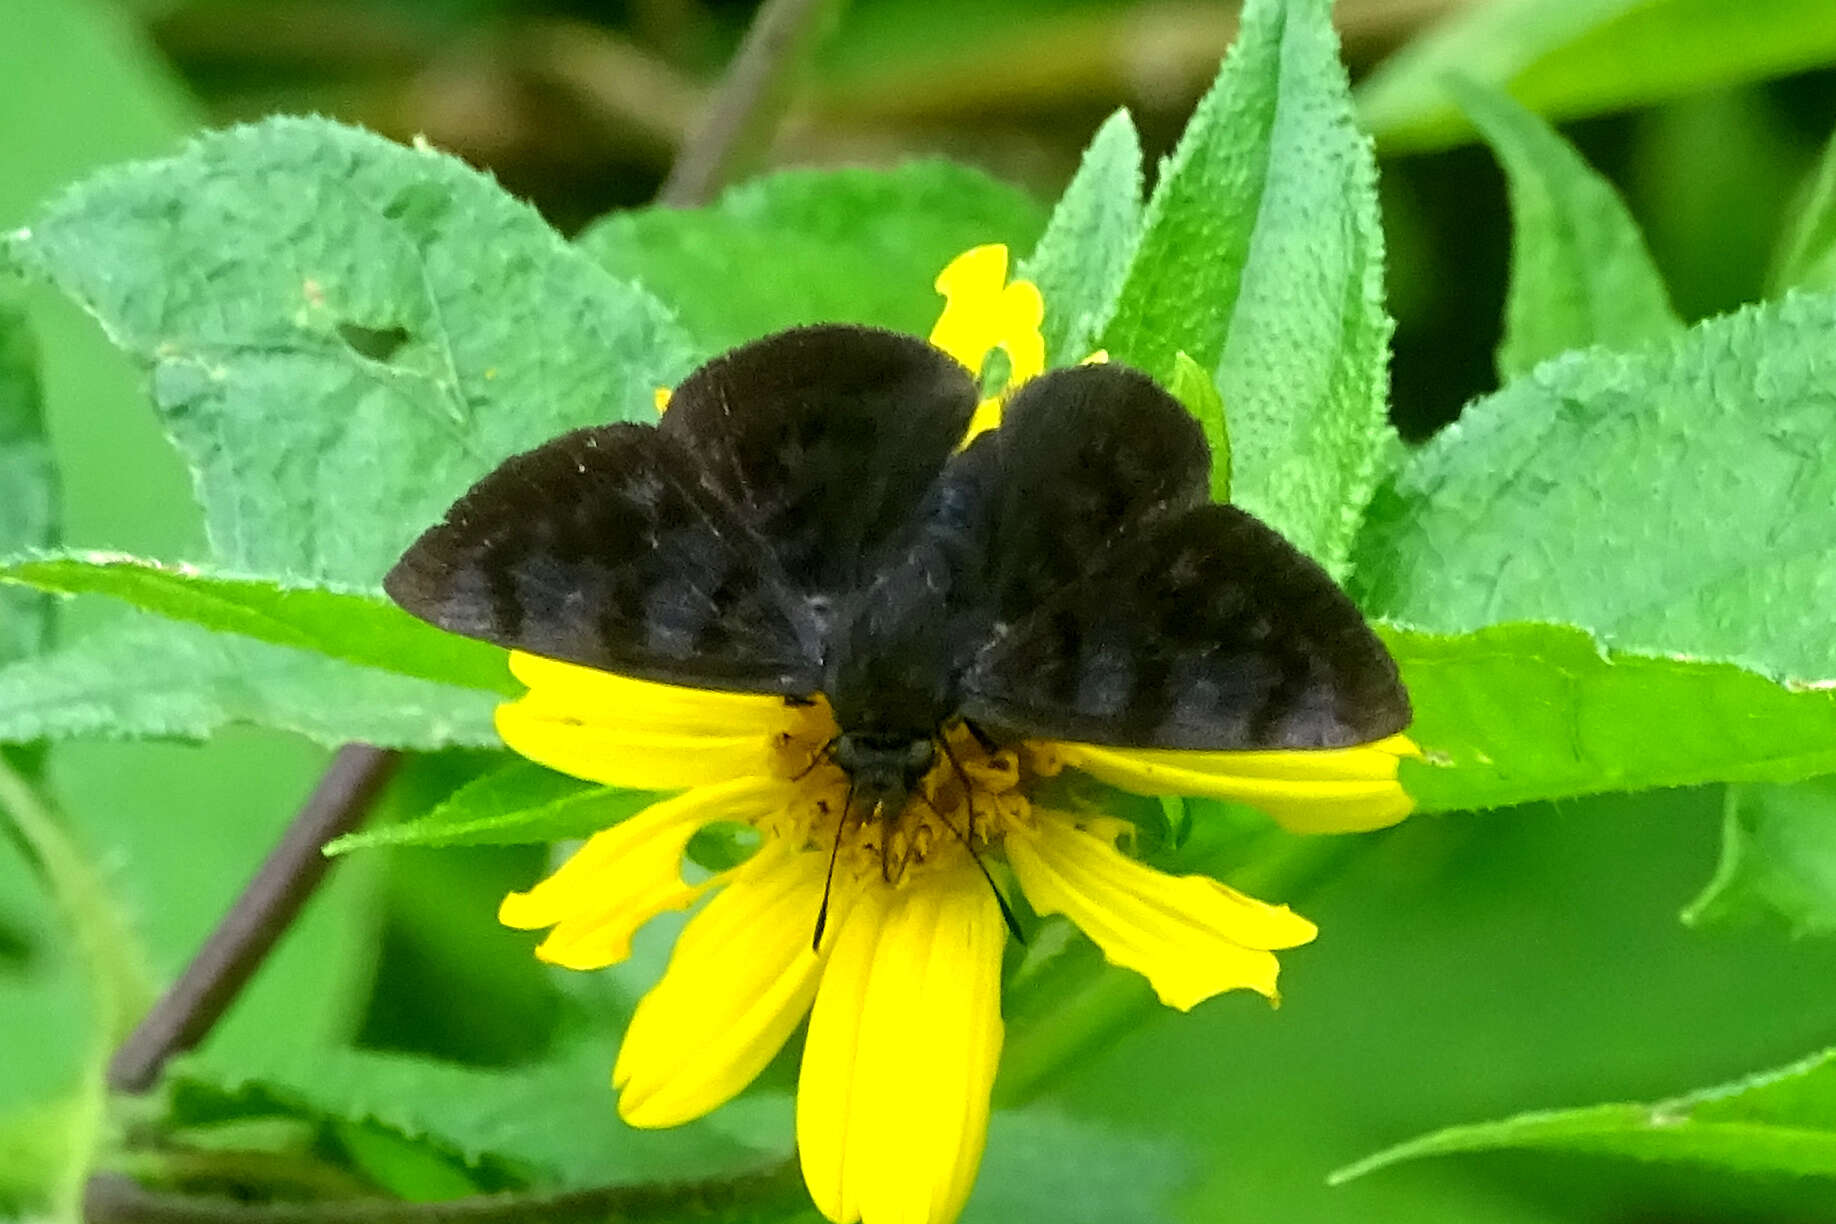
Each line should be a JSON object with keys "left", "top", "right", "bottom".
{"left": 793, "top": 735, "right": 839, "bottom": 783}
{"left": 812, "top": 779, "right": 853, "bottom": 953}
{"left": 913, "top": 788, "right": 1026, "bottom": 946}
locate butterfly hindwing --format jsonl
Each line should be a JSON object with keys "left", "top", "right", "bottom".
{"left": 660, "top": 325, "right": 979, "bottom": 603}
{"left": 385, "top": 423, "right": 819, "bottom": 694}
{"left": 956, "top": 365, "right": 1408, "bottom": 750}
{"left": 965, "top": 364, "right": 1211, "bottom": 623}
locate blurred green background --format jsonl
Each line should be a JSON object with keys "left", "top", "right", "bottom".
{"left": 7, "top": 1, "right": 1836, "bottom": 1221}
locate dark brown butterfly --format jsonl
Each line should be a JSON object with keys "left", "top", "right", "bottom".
{"left": 386, "top": 325, "right": 1410, "bottom": 930}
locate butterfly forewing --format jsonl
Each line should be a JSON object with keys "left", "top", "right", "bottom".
{"left": 385, "top": 423, "right": 819, "bottom": 694}
{"left": 660, "top": 325, "right": 979, "bottom": 602}
{"left": 386, "top": 326, "right": 981, "bottom": 697}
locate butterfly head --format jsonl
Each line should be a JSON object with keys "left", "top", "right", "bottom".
{"left": 832, "top": 732, "right": 937, "bottom": 823}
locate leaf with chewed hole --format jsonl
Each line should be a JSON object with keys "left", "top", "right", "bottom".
{"left": 8, "top": 117, "right": 697, "bottom": 587}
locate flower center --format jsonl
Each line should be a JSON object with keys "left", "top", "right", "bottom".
{"left": 769, "top": 714, "right": 1039, "bottom": 886}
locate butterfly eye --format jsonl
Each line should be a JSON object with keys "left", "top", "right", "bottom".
{"left": 905, "top": 739, "right": 937, "bottom": 771}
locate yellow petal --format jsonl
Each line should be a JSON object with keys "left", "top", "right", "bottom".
{"left": 928, "top": 244, "right": 1011, "bottom": 374}
{"left": 961, "top": 396, "right": 1004, "bottom": 443}
{"left": 1049, "top": 734, "right": 1420, "bottom": 834}
{"left": 497, "top": 651, "right": 808, "bottom": 790}
{"left": 798, "top": 866, "right": 1005, "bottom": 1224}
{"left": 498, "top": 777, "right": 787, "bottom": 970}
{"left": 1006, "top": 817, "right": 1316, "bottom": 1010}
{"left": 614, "top": 843, "right": 836, "bottom": 1128}
{"left": 998, "top": 280, "right": 1045, "bottom": 386}
{"left": 928, "top": 244, "right": 1046, "bottom": 395}
{"left": 508, "top": 651, "right": 798, "bottom": 734}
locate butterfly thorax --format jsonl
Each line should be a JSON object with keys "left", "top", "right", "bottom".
{"left": 821, "top": 515, "right": 984, "bottom": 827}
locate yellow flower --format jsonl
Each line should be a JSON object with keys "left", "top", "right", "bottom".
{"left": 493, "top": 245, "right": 1418, "bottom": 1224}
{"left": 928, "top": 244, "right": 1045, "bottom": 441}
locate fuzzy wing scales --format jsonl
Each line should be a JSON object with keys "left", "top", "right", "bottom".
{"left": 387, "top": 326, "right": 981, "bottom": 696}
{"left": 953, "top": 365, "right": 1409, "bottom": 750}
{"left": 386, "top": 423, "right": 820, "bottom": 693}
{"left": 660, "top": 325, "right": 980, "bottom": 603}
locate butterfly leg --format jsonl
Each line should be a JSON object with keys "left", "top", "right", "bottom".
{"left": 793, "top": 735, "right": 839, "bottom": 782}
{"left": 878, "top": 800, "right": 910, "bottom": 885}
{"left": 936, "top": 733, "right": 980, "bottom": 846}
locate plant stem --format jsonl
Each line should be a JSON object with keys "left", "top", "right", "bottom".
{"left": 0, "top": 757, "right": 154, "bottom": 1043}
{"left": 656, "top": 0, "right": 847, "bottom": 206}
{"left": 83, "top": 1159, "right": 806, "bottom": 1224}
{"left": 105, "top": 744, "right": 400, "bottom": 1095}
{"left": 0, "top": 760, "right": 155, "bottom": 1223}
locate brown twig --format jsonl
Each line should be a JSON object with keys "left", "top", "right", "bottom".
{"left": 656, "top": 0, "right": 847, "bottom": 206}
{"left": 105, "top": 744, "right": 400, "bottom": 1094}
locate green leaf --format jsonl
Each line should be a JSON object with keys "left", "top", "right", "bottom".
{"left": 169, "top": 1044, "right": 791, "bottom": 1189}
{"left": 1446, "top": 75, "right": 1679, "bottom": 379}
{"left": 1015, "top": 110, "right": 1143, "bottom": 368}
{"left": 1354, "top": 292, "right": 1836, "bottom": 683}
{"left": 1332, "top": 1045, "right": 1836, "bottom": 1184}
{"left": 0, "top": 300, "right": 54, "bottom": 671}
{"left": 0, "top": 619, "right": 497, "bottom": 750}
{"left": 1685, "top": 779, "right": 1836, "bottom": 936}
{"left": 9, "top": 116, "right": 697, "bottom": 586}
{"left": 1098, "top": 0, "right": 1391, "bottom": 575}
{"left": 1358, "top": 0, "right": 1836, "bottom": 153}
{"left": 1390, "top": 622, "right": 1836, "bottom": 814}
{"left": 330, "top": 1119, "right": 482, "bottom": 1201}
{"left": 327, "top": 762, "right": 656, "bottom": 854}
{"left": 1771, "top": 126, "right": 1836, "bottom": 295}
{"left": 578, "top": 162, "right": 1046, "bottom": 354}
{"left": 964, "top": 1110, "right": 1188, "bottom": 1224}
{"left": 169, "top": 1043, "right": 1188, "bottom": 1224}
{"left": 1166, "top": 352, "right": 1230, "bottom": 502}
{"left": 1633, "top": 89, "right": 1803, "bottom": 323}
{"left": 0, "top": 551, "right": 512, "bottom": 695}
